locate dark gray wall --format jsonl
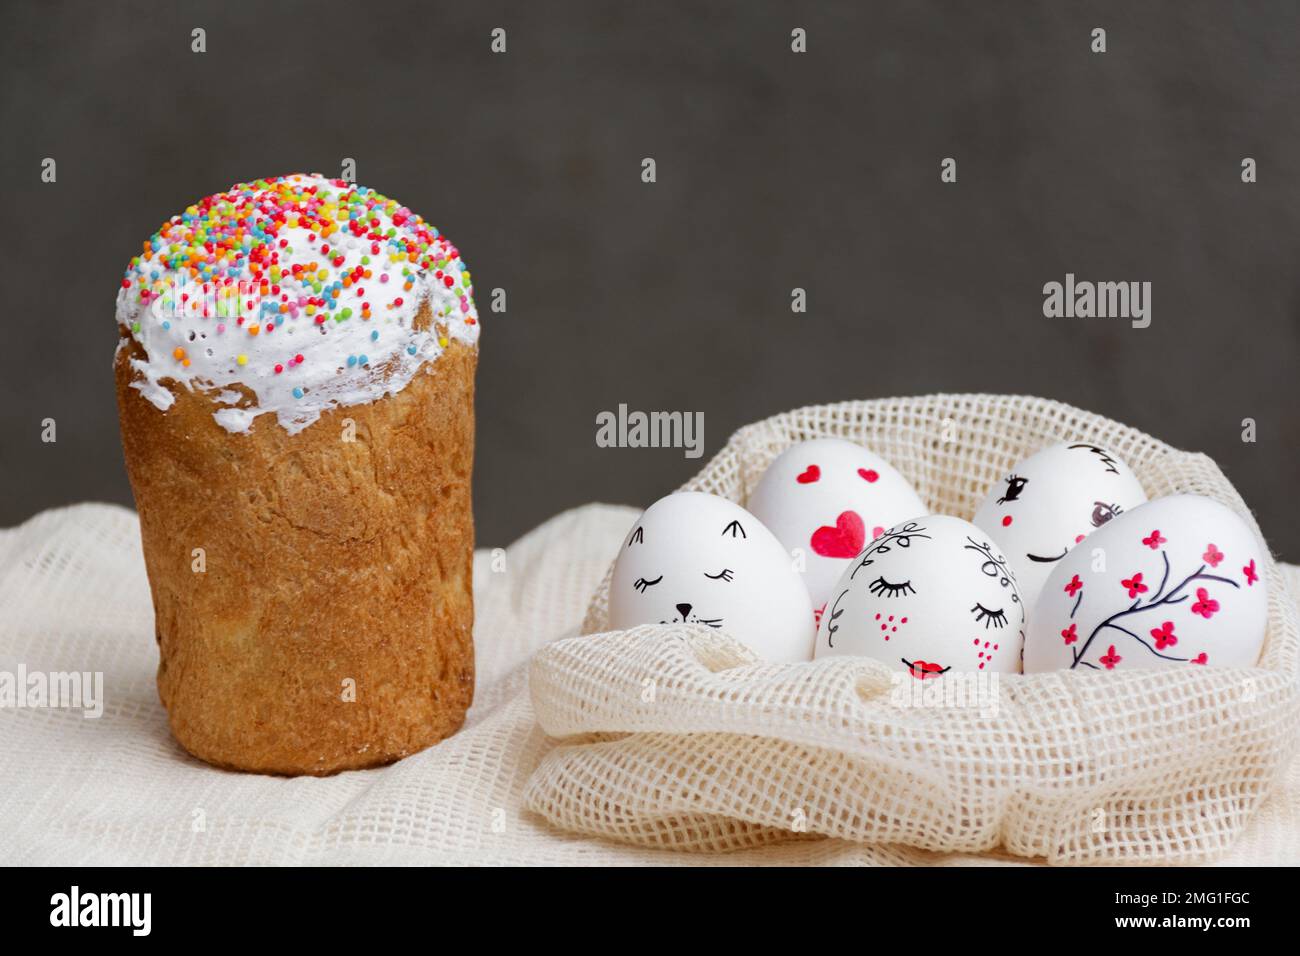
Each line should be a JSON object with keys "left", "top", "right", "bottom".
{"left": 2, "top": 1, "right": 1297, "bottom": 554}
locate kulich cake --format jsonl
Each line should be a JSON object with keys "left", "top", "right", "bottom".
{"left": 115, "top": 174, "right": 480, "bottom": 775}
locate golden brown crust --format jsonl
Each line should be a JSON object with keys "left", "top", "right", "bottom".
{"left": 115, "top": 327, "right": 476, "bottom": 775}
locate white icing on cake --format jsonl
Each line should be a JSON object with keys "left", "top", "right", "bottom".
{"left": 116, "top": 173, "right": 479, "bottom": 435}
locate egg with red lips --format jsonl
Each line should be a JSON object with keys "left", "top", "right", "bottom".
{"left": 972, "top": 442, "right": 1147, "bottom": 610}
{"left": 1024, "top": 494, "right": 1269, "bottom": 673}
{"left": 748, "top": 438, "right": 926, "bottom": 615}
{"left": 814, "top": 514, "right": 1025, "bottom": 678}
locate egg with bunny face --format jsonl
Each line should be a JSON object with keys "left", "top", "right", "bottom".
{"left": 972, "top": 442, "right": 1147, "bottom": 610}
{"left": 748, "top": 438, "right": 927, "bottom": 614}
{"left": 609, "top": 492, "right": 816, "bottom": 663}
{"left": 815, "top": 515, "right": 1025, "bottom": 678}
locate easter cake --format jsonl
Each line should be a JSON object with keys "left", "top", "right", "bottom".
{"left": 114, "top": 174, "right": 479, "bottom": 775}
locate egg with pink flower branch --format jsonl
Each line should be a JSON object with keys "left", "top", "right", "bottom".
{"left": 1024, "top": 495, "right": 1269, "bottom": 673}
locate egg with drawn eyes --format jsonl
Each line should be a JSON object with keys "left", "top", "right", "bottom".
{"left": 815, "top": 514, "right": 1025, "bottom": 678}
{"left": 1024, "top": 495, "right": 1269, "bottom": 673}
{"left": 972, "top": 442, "right": 1147, "bottom": 610}
{"left": 609, "top": 492, "right": 816, "bottom": 663}
{"left": 747, "top": 438, "right": 927, "bottom": 614}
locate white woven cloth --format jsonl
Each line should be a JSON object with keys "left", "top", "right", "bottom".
{"left": 530, "top": 396, "right": 1300, "bottom": 865}
{"left": 1, "top": 497, "right": 1298, "bottom": 865}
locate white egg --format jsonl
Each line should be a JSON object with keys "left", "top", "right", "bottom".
{"left": 748, "top": 438, "right": 927, "bottom": 615}
{"left": 972, "top": 442, "right": 1147, "bottom": 609}
{"left": 1024, "top": 495, "right": 1269, "bottom": 673}
{"left": 609, "top": 492, "right": 816, "bottom": 663}
{"left": 815, "top": 514, "right": 1025, "bottom": 678}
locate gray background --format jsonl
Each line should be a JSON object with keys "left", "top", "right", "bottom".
{"left": 2, "top": 0, "right": 1297, "bottom": 554}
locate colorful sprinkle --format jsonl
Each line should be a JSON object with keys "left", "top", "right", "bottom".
{"left": 117, "top": 174, "right": 479, "bottom": 434}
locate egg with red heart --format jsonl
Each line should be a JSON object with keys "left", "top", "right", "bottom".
{"left": 609, "top": 492, "right": 817, "bottom": 662}
{"left": 814, "top": 514, "right": 1025, "bottom": 677}
{"left": 1024, "top": 494, "right": 1269, "bottom": 673}
{"left": 748, "top": 438, "right": 927, "bottom": 614}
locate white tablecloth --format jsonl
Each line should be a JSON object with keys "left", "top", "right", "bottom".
{"left": 2, "top": 503, "right": 1297, "bottom": 865}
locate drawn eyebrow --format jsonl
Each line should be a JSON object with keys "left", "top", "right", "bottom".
{"left": 629, "top": 526, "right": 644, "bottom": 547}
{"left": 1068, "top": 443, "right": 1119, "bottom": 475}
{"left": 848, "top": 523, "right": 931, "bottom": 580}
{"left": 722, "top": 519, "right": 746, "bottom": 539}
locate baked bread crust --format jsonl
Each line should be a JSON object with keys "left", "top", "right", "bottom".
{"left": 115, "top": 323, "right": 476, "bottom": 775}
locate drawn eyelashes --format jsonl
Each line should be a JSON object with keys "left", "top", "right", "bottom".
{"left": 1091, "top": 501, "right": 1122, "bottom": 528}
{"left": 971, "top": 603, "right": 1008, "bottom": 629}
{"left": 637, "top": 568, "right": 733, "bottom": 592}
{"left": 868, "top": 576, "right": 915, "bottom": 598}
{"left": 997, "top": 474, "right": 1028, "bottom": 505}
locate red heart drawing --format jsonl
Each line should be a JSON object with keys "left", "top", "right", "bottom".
{"left": 796, "top": 464, "right": 820, "bottom": 484}
{"left": 858, "top": 468, "right": 879, "bottom": 483}
{"left": 810, "top": 510, "right": 865, "bottom": 558}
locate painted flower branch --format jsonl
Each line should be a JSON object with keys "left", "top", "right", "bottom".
{"left": 1069, "top": 550, "right": 1240, "bottom": 670}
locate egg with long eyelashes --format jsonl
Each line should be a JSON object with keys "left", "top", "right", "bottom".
{"left": 1024, "top": 494, "right": 1269, "bottom": 673}
{"left": 814, "top": 514, "right": 1025, "bottom": 677}
{"left": 972, "top": 442, "right": 1147, "bottom": 610}
{"left": 609, "top": 492, "right": 816, "bottom": 663}
{"left": 748, "top": 438, "right": 927, "bottom": 615}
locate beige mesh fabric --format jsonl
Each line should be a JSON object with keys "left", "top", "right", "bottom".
{"left": 0, "top": 492, "right": 1298, "bottom": 864}
{"left": 528, "top": 394, "right": 1300, "bottom": 864}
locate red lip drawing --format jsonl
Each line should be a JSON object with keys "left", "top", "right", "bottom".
{"left": 901, "top": 658, "right": 950, "bottom": 679}
{"left": 810, "top": 510, "right": 865, "bottom": 558}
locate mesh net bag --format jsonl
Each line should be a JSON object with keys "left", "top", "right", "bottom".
{"left": 524, "top": 394, "right": 1300, "bottom": 863}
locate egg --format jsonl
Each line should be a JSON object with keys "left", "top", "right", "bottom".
{"left": 748, "top": 438, "right": 927, "bottom": 614}
{"left": 972, "top": 441, "right": 1147, "bottom": 609}
{"left": 814, "top": 514, "right": 1025, "bottom": 678}
{"left": 609, "top": 492, "right": 816, "bottom": 663}
{"left": 1024, "top": 495, "right": 1269, "bottom": 673}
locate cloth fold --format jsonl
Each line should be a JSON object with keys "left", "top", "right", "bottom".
{"left": 1, "top": 502, "right": 1297, "bottom": 865}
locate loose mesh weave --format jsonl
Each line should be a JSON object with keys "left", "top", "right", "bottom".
{"left": 3, "top": 489, "right": 1299, "bottom": 865}
{"left": 525, "top": 394, "right": 1300, "bottom": 864}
